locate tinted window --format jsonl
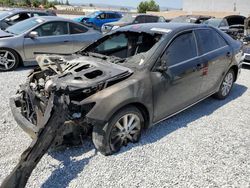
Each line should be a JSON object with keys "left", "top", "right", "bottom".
{"left": 98, "top": 13, "right": 106, "bottom": 19}
{"left": 33, "top": 12, "right": 48, "bottom": 16}
{"left": 34, "top": 22, "right": 68, "bottom": 37}
{"left": 107, "top": 13, "right": 116, "bottom": 19}
{"left": 219, "top": 19, "right": 228, "bottom": 27}
{"left": 70, "top": 23, "right": 88, "bottom": 34}
{"left": 195, "top": 29, "right": 227, "bottom": 55}
{"left": 145, "top": 16, "right": 159, "bottom": 23}
{"left": 164, "top": 32, "right": 197, "bottom": 66}
{"left": 135, "top": 16, "right": 145, "bottom": 23}
{"left": 7, "top": 12, "right": 30, "bottom": 22}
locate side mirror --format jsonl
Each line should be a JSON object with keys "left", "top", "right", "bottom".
{"left": 28, "top": 31, "right": 38, "bottom": 39}
{"left": 134, "top": 20, "right": 139, "bottom": 24}
{"left": 156, "top": 59, "right": 168, "bottom": 72}
{"left": 96, "top": 16, "right": 101, "bottom": 19}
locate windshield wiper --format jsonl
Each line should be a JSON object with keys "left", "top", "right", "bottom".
{"left": 5, "top": 30, "right": 15, "bottom": 35}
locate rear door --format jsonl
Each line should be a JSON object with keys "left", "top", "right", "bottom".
{"left": 23, "top": 21, "right": 73, "bottom": 61}
{"left": 194, "top": 28, "right": 232, "bottom": 96}
{"left": 152, "top": 30, "right": 204, "bottom": 122}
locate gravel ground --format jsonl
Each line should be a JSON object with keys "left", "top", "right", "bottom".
{"left": 0, "top": 67, "right": 250, "bottom": 188}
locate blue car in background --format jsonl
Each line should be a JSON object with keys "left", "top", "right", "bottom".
{"left": 73, "top": 11, "right": 122, "bottom": 30}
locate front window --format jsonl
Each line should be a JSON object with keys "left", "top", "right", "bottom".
{"left": 163, "top": 32, "right": 197, "bottom": 66}
{"left": 86, "top": 12, "right": 100, "bottom": 18}
{"left": 5, "top": 17, "right": 44, "bottom": 35}
{"left": 33, "top": 21, "right": 68, "bottom": 37}
{"left": 203, "top": 19, "right": 223, "bottom": 27}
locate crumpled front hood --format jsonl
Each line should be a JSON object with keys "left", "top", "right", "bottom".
{"left": 36, "top": 54, "right": 133, "bottom": 92}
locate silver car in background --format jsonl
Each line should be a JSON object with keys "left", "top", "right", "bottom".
{"left": 0, "top": 16, "right": 102, "bottom": 71}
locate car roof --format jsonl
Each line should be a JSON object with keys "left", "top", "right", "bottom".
{"left": 34, "top": 16, "right": 68, "bottom": 22}
{"left": 91, "top": 10, "right": 120, "bottom": 14}
{"left": 8, "top": 8, "right": 49, "bottom": 14}
{"left": 116, "top": 22, "right": 210, "bottom": 34}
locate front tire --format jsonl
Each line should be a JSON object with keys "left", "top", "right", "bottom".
{"left": 92, "top": 106, "right": 144, "bottom": 155}
{"left": 214, "top": 69, "right": 235, "bottom": 99}
{"left": 0, "top": 48, "right": 20, "bottom": 71}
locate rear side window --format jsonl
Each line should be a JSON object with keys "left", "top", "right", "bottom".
{"left": 107, "top": 13, "right": 116, "bottom": 19}
{"left": 164, "top": 32, "right": 197, "bottom": 66}
{"left": 135, "top": 16, "right": 145, "bottom": 23}
{"left": 33, "top": 12, "right": 48, "bottom": 16}
{"left": 195, "top": 29, "right": 228, "bottom": 55}
{"left": 70, "top": 23, "right": 88, "bottom": 34}
{"left": 145, "top": 16, "right": 159, "bottom": 23}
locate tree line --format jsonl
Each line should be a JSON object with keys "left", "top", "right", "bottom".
{"left": 0, "top": 0, "right": 70, "bottom": 8}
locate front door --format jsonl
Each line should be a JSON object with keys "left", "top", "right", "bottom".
{"left": 151, "top": 31, "right": 204, "bottom": 122}
{"left": 23, "top": 21, "right": 73, "bottom": 61}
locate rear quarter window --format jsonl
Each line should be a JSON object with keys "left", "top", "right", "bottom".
{"left": 195, "top": 29, "right": 228, "bottom": 55}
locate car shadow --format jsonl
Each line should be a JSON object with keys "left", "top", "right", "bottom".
{"left": 41, "top": 139, "right": 97, "bottom": 188}
{"left": 42, "top": 83, "right": 247, "bottom": 187}
{"left": 115, "top": 83, "right": 248, "bottom": 154}
{"left": 14, "top": 66, "right": 37, "bottom": 72}
{"left": 242, "top": 64, "right": 250, "bottom": 70}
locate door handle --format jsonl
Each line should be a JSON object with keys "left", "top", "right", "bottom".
{"left": 63, "top": 40, "right": 69, "bottom": 43}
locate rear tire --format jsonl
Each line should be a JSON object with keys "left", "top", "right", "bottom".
{"left": 0, "top": 48, "right": 20, "bottom": 71}
{"left": 214, "top": 69, "right": 235, "bottom": 100}
{"left": 92, "top": 106, "right": 144, "bottom": 155}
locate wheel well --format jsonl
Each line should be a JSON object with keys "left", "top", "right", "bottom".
{"left": 119, "top": 103, "right": 150, "bottom": 129}
{"left": 230, "top": 65, "right": 238, "bottom": 82}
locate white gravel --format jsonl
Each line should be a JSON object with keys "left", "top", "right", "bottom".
{"left": 0, "top": 67, "right": 250, "bottom": 188}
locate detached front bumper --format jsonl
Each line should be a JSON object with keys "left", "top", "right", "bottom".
{"left": 10, "top": 95, "right": 39, "bottom": 139}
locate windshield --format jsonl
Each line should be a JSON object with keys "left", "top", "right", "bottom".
{"left": 86, "top": 12, "right": 100, "bottom": 18}
{"left": 5, "top": 17, "right": 44, "bottom": 35}
{"left": 84, "top": 31, "right": 163, "bottom": 65}
{"left": 171, "top": 16, "right": 191, "bottom": 23}
{"left": 203, "top": 19, "right": 222, "bottom": 27}
{"left": 0, "top": 11, "right": 12, "bottom": 19}
{"left": 119, "top": 14, "right": 136, "bottom": 22}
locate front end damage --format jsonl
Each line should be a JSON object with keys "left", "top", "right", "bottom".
{"left": 1, "top": 54, "right": 132, "bottom": 188}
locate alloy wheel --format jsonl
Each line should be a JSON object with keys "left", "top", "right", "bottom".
{"left": 110, "top": 113, "right": 141, "bottom": 151}
{"left": 221, "top": 72, "right": 234, "bottom": 96}
{"left": 0, "top": 50, "right": 16, "bottom": 71}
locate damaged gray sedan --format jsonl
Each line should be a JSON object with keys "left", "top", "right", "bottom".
{"left": 2, "top": 23, "right": 242, "bottom": 187}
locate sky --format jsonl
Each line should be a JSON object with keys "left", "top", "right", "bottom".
{"left": 69, "top": 0, "right": 183, "bottom": 9}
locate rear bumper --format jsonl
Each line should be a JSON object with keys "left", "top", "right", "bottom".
{"left": 10, "top": 95, "right": 39, "bottom": 139}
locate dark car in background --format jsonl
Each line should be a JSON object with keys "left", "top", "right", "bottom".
{"left": 203, "top": 15, "right": 246, "bottom": 40}
{"left": 73, "top": 11, "right": 122, "bottom": 30}
{"left": 101, "top": 14, "right": 166, "bottom": 33}
{"left": 0, "top": 9, "right": 56, "bottom": 30}
{"left": 170, "top": 15, "right": 213, "bottom": 24}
